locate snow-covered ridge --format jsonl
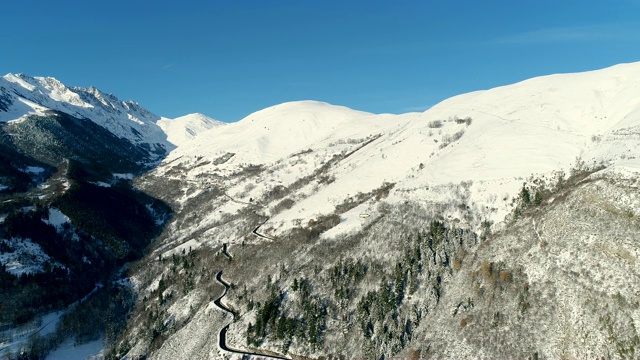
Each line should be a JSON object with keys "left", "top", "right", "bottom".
{"left": 165, "top": 100, "right": 376, "bottom": 164}
{"left": 153, "top": 61, "right": 640, "bottom": 239}
{"left": 0, "top": 73, "right": 172, "bottom": 152}
{"left": 157, "top": 113, "right": 225, "bottom": 146}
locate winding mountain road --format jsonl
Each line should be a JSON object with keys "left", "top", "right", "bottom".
{"left": 251, "top": 222, "right": 277, "bottom": 241}
{"left": 212, "top": 224, "right": 291, "bottom": 360}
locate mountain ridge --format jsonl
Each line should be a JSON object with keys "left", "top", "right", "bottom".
{"left": 153, "top": 61, "right": 640, "bottom": 240}
{"left": 124, "top": 61, "right": 640, "bottom": 359}
{"left": 0, "top": 73, "right": 172, "bottom": 156}
{"left": 157, "top": 113, "right": 224, "bottom": 146}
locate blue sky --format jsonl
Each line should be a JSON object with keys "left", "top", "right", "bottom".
{"left": 2, "top": 1, "right": 640, "bottom": 122}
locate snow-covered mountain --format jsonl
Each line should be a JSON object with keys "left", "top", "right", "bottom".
{"left": 154, "top": 62, "right": 640, "bottom": 238}
{"left": 0, "top": 74, "right": 175, "bottom": 358}
{"left": 122, "top": 62, "right": 640, "bottom": 359}
{"left": 4, "top": 62, "right": 640, "bottom": 359}
{"left": 157, "top": 113, "right": 225, "bottom": 146}
{"left": 0, "top": 73, "right": 172, "bottom": 155}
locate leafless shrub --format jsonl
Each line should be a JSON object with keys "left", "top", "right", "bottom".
{"left": 499, "top": 270, "right": 512, "bottom": 283}
{"left": 335, "top": 193, "right": 369, "bottom": 214}
{"left": 454, "top": 116, "right": 473, "bottom": 126}
{"left": 264, "top": 185, "right": 287, "bottom": 201}
{"left": 460, "top": 316, "right": 469, "bottom": 328}
{"left": 440, "top": 130, "right": 465, "bottom": 149}
{"left": 318, "top": 174, "right": 335, "bottom": 184}
{"left": 407, "top": 349, "right": 422, "bottom": 360}
{"left": 428, "top": 120, "right": 443, "bottom": 128}
{"left": 288, "top": 213, "right": 342, "bottom": 241}
{"left": 272, "top": 198, "right": 295, "bottom": 214}
{"left": 453, "top": 258, "right": 462, "bottom": 270}
{"left": 212, "top": 152, "right": 235, "bottom": 165}
{"left": 290, "top": 148, "right": 313, "bottom": 157}
{"left": 236, "top": 163, "right": 265, "bottom": 177}
{"left": 480, "top": 260, "right": 493, "bottom": 283}
{"left": 373, "top": 182, "right": 395, "bottom": 201}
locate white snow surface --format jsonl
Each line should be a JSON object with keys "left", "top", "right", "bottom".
{"left": 25, "top": 166, "right": 45, "bottom": 174}
{"left": 156, "top": 62, "right": 640, "bottom": 238}
{"left": 165, "top": 100, "right": 373, "bottom": 164}
{"left": 112, "top": 173, "right": 134, "bottom": 180}
{"left": 157, "top": 113, "right": 225, "bottom": 146}
{"left": 0, "top": 73, "right": 172, "bottom": 152}
{"left": 46, "top": 339, "right": 104, "bottom": 360}
{"left": 0, "top": 311, "right": 64, "bottom": 358}
{"left": 0, "top": 238, "right": 52, "bottom": 275}
{"left": 43, "top": 208, "right": 70, "bottom": 231}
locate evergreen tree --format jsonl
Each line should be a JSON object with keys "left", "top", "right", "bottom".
{"left": 519, "top": 186, "right": 531, "bottom": 206}
{"left": 533, "top": 191, "right": 543, "bottom": 206}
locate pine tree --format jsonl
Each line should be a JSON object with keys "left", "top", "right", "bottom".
{"left": 519, "top": 186, "right": 531, "bottom": 206}
{"left": 533, "top": 191, "right": 543, "bottom": 206}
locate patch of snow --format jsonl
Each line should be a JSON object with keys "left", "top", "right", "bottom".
{"left": 25, "top": 166, "right": 45, "bottom": 174}
{"left": 112, "top": 173, "right": 134, "bottom": 180}
{"left": 161, "top": 239, "right": 201, "bottom": 260}
{"left": 1, "top": 97, "right": 49, "bottom": 123}
{"left": 0, "top": 311, "right": 65, "bottom": 358}
{"left": 145, "top": 204, "right": 165, "bottom": 226}
{"left": 42, "top": 208, "right": 70, "bottom": 231}
{"left": 321, "top": 202, "right": 374, "bottom": 239}
{"left": 91, "top": 181, "right": 111, "bottom": 188}
{"left": 0, "top": 238, "right": 52, "bottom": 275}
{"left": 602, "top": 158, "right": 640, "bottom": 175}
{"left": 46, "top": 337, "right": 104, "bottom": 360}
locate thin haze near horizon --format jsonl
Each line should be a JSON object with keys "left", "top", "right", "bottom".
{"left": 2, "top": 1, "right": 640, "bottom": 122}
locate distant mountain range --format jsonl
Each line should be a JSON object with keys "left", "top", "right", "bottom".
{"left": 0, "top": 73, "right": 222, "bottom": 155}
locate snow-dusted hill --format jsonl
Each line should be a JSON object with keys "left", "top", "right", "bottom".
{"left": 166, "top": 101, "right": 373, "bottom": 163}
{"left": 0, "top": 73, "right": 172, "bottom": 155}
{"left": 157, "top": 113, "right": 224, "bottom": 146}
{"left": 152, "top": 62, "right": 640, "bottom": 240}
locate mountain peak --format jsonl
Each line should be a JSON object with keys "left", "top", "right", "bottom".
{"left": 173, "top": 112, "right": 220, "bottom": 123}
{"left": 0, "top": 73, "right": 172, "bottom": 155}
{"left": 157, "top": 113, "right": 224, "bottom": 146}
{"left": 241, "top": 100, "right": 372, "bottom": 127}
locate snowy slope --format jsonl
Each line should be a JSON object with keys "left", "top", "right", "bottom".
{"left": 165, "top": 100, "right": 374, "bottom": 164}
{"left": 0, "top": 73, "right": 172, "bottom": 154}
{"left": 123, "top": 62, "right": 640, "bottom": 359}
{"left": 150, "top": 62, "right": 640, "bottom": 241}
{"left": 157, "top": 113, "right": 225, "bottom": 146}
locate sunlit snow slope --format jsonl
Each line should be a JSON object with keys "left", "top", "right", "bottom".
{"left": 151, "top": 62, "right": 640, "bottom": 240}
{"left": 157, "top": 113, "right": 225, "bottom": 146}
